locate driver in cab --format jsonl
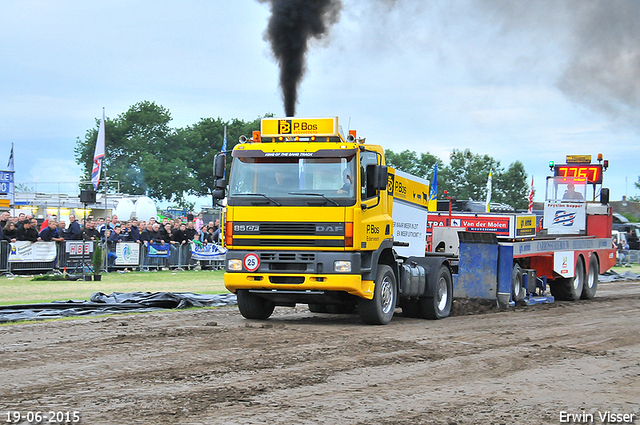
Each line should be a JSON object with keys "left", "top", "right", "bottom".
{"left": 563, "top": 182, "right": 584, "bottom": 200}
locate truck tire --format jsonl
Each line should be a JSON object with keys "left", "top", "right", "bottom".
{"left": 511, "top": 263, "right": 525, "bottom": 302}
{"left": 237, "top": 290, "right": 275, "bottom": 320}
{"left": 549, "top": 256, "right": 585, "bottom": 301}
{"left": 581, "top": 255, "right": 599, "bottom": 299}
{"left": 358, "top": 265, "right": 397, "bottom": 325}
{"left": 418, "top": 264, "right": 453, "bottom": 320}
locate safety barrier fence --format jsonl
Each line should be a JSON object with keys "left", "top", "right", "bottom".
{"left": 0, "top": 240, "right": 225, "bottom": 275}
{"left": 2, "top": 239, "right": 638, "bottom": 275}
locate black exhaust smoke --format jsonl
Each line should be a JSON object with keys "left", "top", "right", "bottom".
{"left": 260, "top": 0, "right": 342, "bottom": 116}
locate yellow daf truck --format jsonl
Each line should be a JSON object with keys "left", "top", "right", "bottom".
{"left": 214, "top": 117, "right": 452, "bottom": 325}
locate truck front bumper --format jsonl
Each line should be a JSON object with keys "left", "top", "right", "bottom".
{"left": 225, "top": 273, "right": 375, "bottom": 300}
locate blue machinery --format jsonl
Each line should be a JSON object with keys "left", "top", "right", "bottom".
{"left": 454, "top": 232, "right": 554, "bottom": 307}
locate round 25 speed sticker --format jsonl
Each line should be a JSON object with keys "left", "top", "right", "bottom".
{"left": 243, "top": 253, "right": 260, "bottom": 272}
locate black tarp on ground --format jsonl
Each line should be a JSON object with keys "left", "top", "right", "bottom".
{"left": 599, "top": 270, "right": 640, "bottom": 282}
{"left": 0, "top": 292, "right": 237, "bottom": 323}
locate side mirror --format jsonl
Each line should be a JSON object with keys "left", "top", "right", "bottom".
{"left": 214, "top": 153, "right": 226, "bottom": 179}
{"left": 212, "top": 189, "right": 225, "bottom": 199}
{"left": 375, "top": 165, "right": 388, "bottom": 190}
{"left": 365, "top": 164, "right": 388, "bottom": 199}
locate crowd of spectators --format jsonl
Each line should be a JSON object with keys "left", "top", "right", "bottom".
{"left": 0, "top": 211, "right": 221, "bottom": 247}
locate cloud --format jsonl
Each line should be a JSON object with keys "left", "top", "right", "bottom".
{"left": 475, "top": 0, "right": 640, "bottom": 126}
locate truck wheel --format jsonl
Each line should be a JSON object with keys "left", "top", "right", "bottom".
{"left": 511, "top": 263, "right": 525, "bottom": 302}
{"left": 358, "top": 265, "right": 397, "bottom": 325}
{"left": 418, "top": 265, "right": 453, "bottom": 320}
{"left": 581, "top": 255, "right": 599, "bottom": 299}
{"left": 237, "top": 290, "right": 275, "bottom": 320}
{"left": 549, "top": 256, "right": 585, "bottom": 301}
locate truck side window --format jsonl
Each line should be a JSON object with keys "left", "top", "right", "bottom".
{"left": 360, "top": 151, "right": 378, "bottom": 200}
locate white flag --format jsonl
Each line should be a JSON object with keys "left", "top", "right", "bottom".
{"left": 91, "top": 109, "right": 106, "bottom": 190}
{"left": 485, "top": 171, "right": 492, "bottom": 212}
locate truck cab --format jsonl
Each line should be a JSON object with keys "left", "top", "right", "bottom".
{"left": 219, "top": 117, "right": 407, "bottom": 324}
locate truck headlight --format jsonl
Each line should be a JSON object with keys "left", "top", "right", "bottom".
{"left": 334, "top": 260, "right": 352, "bottom": 273}
{"left": 228, "top": 259, "right": 242, "bottom": 271}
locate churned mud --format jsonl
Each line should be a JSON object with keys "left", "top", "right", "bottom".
{"left": 1, "top": 281, "right": 639, "bottom": 424}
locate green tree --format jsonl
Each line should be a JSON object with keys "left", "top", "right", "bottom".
{"left": 498, "top": 161, "right": 529, "bottom": 210}
{"left": 386, "top": 148, "right": 529, "bottom": 209}
{"left": 75, "top": 101, "right": 272, "bottom": 205}
{"left": 384, "top": 149, "right": 442, "bottom": 200}
{"left": 178, "top": 116, "right": 266, "bottom": 206}
{"left": 384, "top": 149, "right": 441, "bottom": 180}
{"left": 439, "top": 149, "right": 501, "bottom": 202}
{"left": 75, "top": 101, "right": 193, "bottom": 202}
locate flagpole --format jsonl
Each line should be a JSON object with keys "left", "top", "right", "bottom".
{"left": 485, "top": 171, "right": 492, "bottom": 213}
{"left": 99, "top": 108, "right": 108, "bottom": 273}
{"left": 7, "top": 142, "right": 15, "bottom": 215}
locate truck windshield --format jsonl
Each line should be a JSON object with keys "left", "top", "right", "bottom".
{"left": 227, "top": 154, "right": 357, "bottom": 207}
{"left": 546, "top": 176, "right": 587, "bottom": 202}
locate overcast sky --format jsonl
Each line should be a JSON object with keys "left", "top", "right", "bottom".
{"left": 1, "top": 0, "right": 639, "bottom": 205}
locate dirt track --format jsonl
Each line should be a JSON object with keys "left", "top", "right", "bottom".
{"left": 1, "top": 281, "right": 639, "bottom": 425}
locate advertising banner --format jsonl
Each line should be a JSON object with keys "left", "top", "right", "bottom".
{"left": 392, "top": 198, "right": 427, "bottom": 257}
{"left": 191, "top": 243, "right": 227, "bottom": 261}
{"left": 428, "top": 213, "right": 511, "bottom": 237}
{"left": 554, "top": 251, "right": 575, "bottom": 277}
{"left": 115, "top": 242, "right": 140, "bottom": 266}
{"left": 65, "top": 241, "right": 94, "bottom": 257}
{"left": 147, "top": 243, "right": 171, "bottom": 258}
{"left": 543, "top": 202, "right": 586, "bottom": 235}
{"left": 9, "top": 241, "right": 57, "bottom": 262}
{"left": 0, "top": 170, "right": 14, "bottom": 205}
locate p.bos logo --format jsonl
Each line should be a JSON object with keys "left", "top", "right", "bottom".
{"left": 279, "top": 120, "right": 292, "bottom": 134}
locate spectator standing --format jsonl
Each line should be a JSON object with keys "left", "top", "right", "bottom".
{"left": 128, "top": 219, "right": 140, "bottom": 243}
{"left": 161, "top": 224, "right": 173, "bottom": 244}
{"left": 108, "top": 215, "right": 119, "bottom": 230}
{"left": 17, "top": 219, "right": 38, "bottom": 242}
{"left": 96, "top": 217, "right": 106, "bottom": 237}
{"left": 40, "top": 214, "right": 57, "bottom": 231}
{"left": 83, "top": 220, "right": 100, "bottom": 241}
{"left": 121, "top": 220, "right": 131, "bottom": 241}
{"left": 16, "top": 213, "right": 27, "bottom": 230}
{"left": 149, "top": 223, "right": 163, "bottom": 244}
{"left": 185, "top": 221, "right": 197, "bottom": 243}
{"left": 39, "top": 221, "right": 64, "bottom": 242}
{"left": 0, "top": 212, "right": 10, "bottom": 229}
{"left": 171, "top": 223, "right": 188, "bottom": 245}
{"left": 3, "top": 222, "right": 17, "bottom": 242}
{"left": 140, "top": 223, "right": 152, "bottom": 244}
{"left": 67, "top": 215, "right": 82, "bottom": 240}
{"left": 204, "top": 226, "right": 215, "bottom": 244}
{"left": 195, "top": 213, "right": 204, "bottom": 232}
{"left": 17, "top": 214, "right": 33, "bottom": 232}
{"left": 197, "top": 225, "right": 208, "bottom": 244}
{"left": 58, "top": 221, "right": 67, "bottom": 238}
{"left": 171, "top": 223, "right": 189, "bottom": 269}
{"left": 108, "top": 224, "right": 126, "bottom": 243}
{"left": 617, "top": 238, "right": 631, "bottom": 267}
